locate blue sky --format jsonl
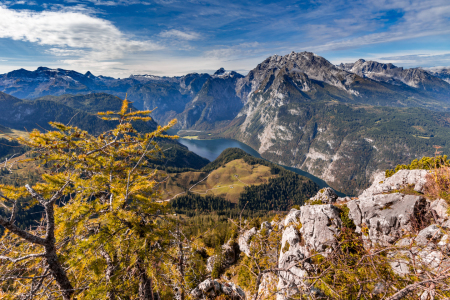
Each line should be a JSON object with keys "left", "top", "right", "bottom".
{"left": 0, "top": 0, "right": 449, "bottom": 77}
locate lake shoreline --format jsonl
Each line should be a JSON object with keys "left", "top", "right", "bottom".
{"left": 178, "top": 137, "right": 348, "bottom": 197}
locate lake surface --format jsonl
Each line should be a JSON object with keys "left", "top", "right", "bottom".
{"left": 179, "top": 138, "right": 337, "bottom": 193}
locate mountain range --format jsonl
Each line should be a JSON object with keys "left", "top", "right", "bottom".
{"left": 1, "top": 51, "right": 450, "bottom": 194}
{"left": 0, "top": 92, "right": 209, "bottom": 170}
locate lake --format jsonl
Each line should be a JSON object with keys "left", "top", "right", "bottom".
{"left": 179, "top": 138, "right": 337, "bottom": 193}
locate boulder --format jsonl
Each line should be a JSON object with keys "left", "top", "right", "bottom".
{"left": 198, "top": 279, "right": 216, "bottom": 293}
{"left": 299, "top": 204, "right": 342, "bottom": 252}
{"left": 206, "top": 255, "right": 217, "bottom": 273}
{"left": 360, "top": 169, "right": 429, "bottom": 198}
{"left": 191, "top": 279, "right": 246, "bottom": 299}
{"left": 277, "top": 205, "right": 342, "bottom": 300}
{"left": 347, "top": 193, "right": 428, "bottom": 247}
{"left": 277, "top": 225, "right": 308, "bottom": 300}
{"left": 430, "top": 198, "right": 450, "bottom": 227}
{"left": 308, "top": 187, "right": 338, "bottom": 204}
{"left": 415, "top": 224, "right": 444, "bottom": 246}
{"left": 222, "top": 240, "right": 239, "bottom": 265}
{"left": 389, "top": 225, "right": 448, "bottom": 275}
{"left": 191, "top": 287, "right": 202, "bottom": 299}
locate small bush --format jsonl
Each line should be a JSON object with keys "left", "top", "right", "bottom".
{"left": 339, "top": 205, "right": 356, "bottom": 229}
{"left": 385, "top": 155, "right": 449, "bottom": 178}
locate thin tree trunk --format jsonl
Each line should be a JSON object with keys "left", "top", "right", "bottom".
{"left": 137, "top": 258, "right": 153, "bottom": 300}
{"left": 100, "top": 248, "right": 116, "bottom": 300}
{"left": 177, "top": 225, "right": 185, "bottom": 300}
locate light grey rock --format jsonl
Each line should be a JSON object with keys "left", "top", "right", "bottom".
{"left": 347, "top": 193, "right": 428, "bottom": 247}
{"left": 430, "top": 198, "right": 449, "bottom": 225}
{"left": 222, "top": 240, "right": 238, "bottom": 265}
{"left": 232, "top": 283, "right": 246, "bottom": 299}
{"left": 221, "top": 283, "right": 233, "bottom": 295}
{"left": 193, "top": 279, "right": 241, "bottom": 299}
{"left": 277, "top": 225, "right": 308, "bottom": 300}
{"left": 372, "top": 282, "right": 386, "bottom": 295}
{"left": 299, "top": 204, "right": 342, "bottom": 252}
{"left": 443, "top": 220, "right": 450, "bottom": 229}
{"left": 222, "top": 282, "right": 246, "bottom": 299}
{"left": 336, "top": 196, "right": 352, "bottom": 203}
{"left": 308, "top": 187, "right": 338, "bottom": 204}
{"left": 389, "top": 252, "right": 411, "bottom": 276}
{"left": 415, "top": 224, "right": 444, "bottom": 246}
{"left": 389, "top": 226, "right": 448, "bottom": 276}
{"left": 284, "top": 209, "right": 302, "bottom": 226}
{"left": 438, "top": 234, "right": 449, "bottom": 249}
{"left": 395, "top": 237, "right": 412, "bottom": 247}
{"left": 257, "top": 273, "right": 277, "bottom": 299}
{"left": 238, "top": 227, "right": 257, "bottom": 256}
{"left": 300, "top": 204, "right": 342, "bottom": 252}
{"left": 190, "top": 287, "right": 202, "bottom": 299}
{"left": 198, "top": 279, "right": 215, "bottom": 293}
{"left": 418, "top": 249, "right": 444, "bottom": 271}
{"left": 277, "top": 205, "right": 342, "bottom": 299}
{"left": 421, "top": 290, "right": 436, "bottom": 300}
{"left": 206, "top": 255, "right": 217, "bottom": 273}
{"left": 359, "top": 169, "right": 429, "bottom": 198}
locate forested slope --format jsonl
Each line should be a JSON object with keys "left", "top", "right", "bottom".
{"left": 169, "top": 148, "right": 319, "bottom": 213}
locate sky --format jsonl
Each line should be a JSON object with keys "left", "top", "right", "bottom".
{"left": 0, "top": 0, "right": 449, "bottom": 78}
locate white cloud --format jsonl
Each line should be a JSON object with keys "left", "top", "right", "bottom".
{"left": 205, "top": 42, "right": 264, "bottom": 60}
{"left": 303, "top": 0, "right": 450, "bottom": 52}
{"left": 0, "top": 5, "right": 162, "bottom": 63}
{"left": 84, "top": 0, "right": 153, "bottom": 5}
{"left": 159, "top": 29, "right": 201, "bottom": 41}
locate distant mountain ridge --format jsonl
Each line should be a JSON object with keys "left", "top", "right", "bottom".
{"left": 2, "top": 52, "right": 450, "bottom": 121}
{"left": 2, "top": 52, "right": 450, "bottom": 194}
{"left": 337, "top": 59, "right": 450, "bottom": 99}
{"left": 0, "top": 91, "right": 209, "bottom": 170}
{"left": 427, "top": 67, "right": 450, "bottom": 84}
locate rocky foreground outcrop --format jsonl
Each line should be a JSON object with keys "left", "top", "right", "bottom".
{"left": 235, "top": 169, "right": 450, "bottom": 299}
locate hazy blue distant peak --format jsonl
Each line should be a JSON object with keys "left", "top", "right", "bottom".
{"left": 214, "top": 68, "right": 226, "bottom": 75}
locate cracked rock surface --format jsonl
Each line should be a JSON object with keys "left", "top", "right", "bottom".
{"left": 360, "top": 169, "right": 429, "bottom": 198}
{"left": 347, "top": 193, "right": 428, "bottom": 247}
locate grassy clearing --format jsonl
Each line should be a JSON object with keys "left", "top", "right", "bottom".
{"left": 412, "top": 125, "right": 426, "bottom": 133}
{"left": 0, "top": 127, "right": 29, "bottom": 140}
{"left": 160, "top": 158, "right": 276, "bottom": 203}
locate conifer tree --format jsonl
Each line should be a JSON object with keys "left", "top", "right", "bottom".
{"left": 0, "top": 98, "right": 178, "bottom": 299}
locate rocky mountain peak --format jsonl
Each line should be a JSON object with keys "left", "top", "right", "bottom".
{"left": 36, "top": 66, "right": 51, "bottom": 72}
{"left": 236, "top": 51, "right": 358, "bottom": 101}
{"left": 340, "top": 59, "right": 450, "bottom": 91}
{"left": 84, "top": 71, "right": 95, "bottom": 78}
{"left": 211, "top": 68, "right": 243, "bottom": 79}
{"left": 214, "top": 67, "right": 225, "bottom": 75}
